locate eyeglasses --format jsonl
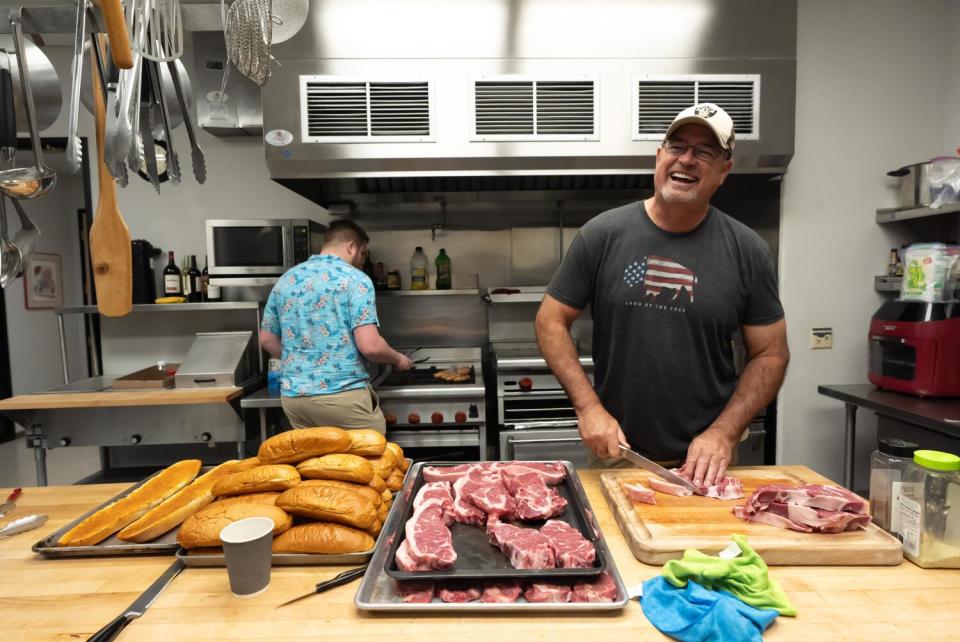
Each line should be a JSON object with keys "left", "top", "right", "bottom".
{"left": 662, "top": 139, "right": 727, "bottom": 162}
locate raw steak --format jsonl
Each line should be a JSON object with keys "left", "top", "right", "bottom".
{"left": 496, "top": 461, "right": 567, "bottom": 485}
{"left": 437, "top": 582, "right": 483, "bottom": 603}
{"left": 647, "top": 476, "right": 693, "bottom": 497}
{"left": 524, "top": 582, "right": 572, "bottom": 603}
{"left": 571, "top": 572, "right": 618, "bottom": 603}
{"left": 703, "top": 475, "right": 745, "bottom": 500}
{"left": 647, "top": 469, "right": 744, "bottom": 500}
{"left": 451, "top": 475, "right": 488, "bottom": 526}
{"left": 458, "top": 466, "right": 515, "bottom": 517}
{"left": 539, "top": 520, "right": 595, "bottom": 568}
{"left": 413, "top": 481, "right": 455, "bottom": 523}
{"left": 398, "top": 580, "right": 435, "bottom": 603}
{"left": 621, "top": 480, "right": 656, "bottom": 504}
{"left": 733, "top": 484, "right": 872, "bottom": 533}
{"left": 486, "top": 516, "right": 556, "bottom": 569}
{"left": 745, "top": 484, "right": 867, "bottom": 513}
{"left": 481, "top": 582, "right": 523, "bottom": 603}
{"left": 395, "top": 539, "right": 433, "bottom": 572}
{"left": 500, "top": 468, "right": 567, "bottom": 520}
{"left": 405, "top": 502, "right": 456, "bottom": 569}
{"left": 423, "top": 464, "right": 478, "bottom": 483}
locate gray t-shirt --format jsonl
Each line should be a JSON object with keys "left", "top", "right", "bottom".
{"left": 546, "top": 201, "right": 784, "bottom": 461}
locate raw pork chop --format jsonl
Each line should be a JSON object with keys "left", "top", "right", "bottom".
{"left": 571, "top": 572, "right": 618, "bottom": 603}
{"left": 457, "top": 466, "right": 515, "bottom": 517}
{"left": 396, "top": 539, "right": 433, "bottom": 572}
{"left": 413, "top": 481, "right": 455, "bottom": 523}
{"left": 647, "top": 469, "right": 744, "bottom": 500}
{"left": 496, "top": 461, "right": 567, "bottom": 485}
{"left": 422, "top": 464, "right": 478, "bottom": 483}
{"left": 733, "top": 484, "right": 871, "bottom": 533}
{"left": 405, "top": 501, "right": 457, "bottom": 569}
{"left": 437, "top": 582, "right": 483, "bottom": 603}
{"left": 745, "top": 484, "right": 867, "bottom": 513}
{"left": 500, "top": 468, "right": 567, "bottom": 520}
{"left": 481, "top": 582, "right": 523, "bottom": 603}
{"left": 398, "top": 580, "right": 435, "bottom": 603}
{"left": 486, "top": 516, "right": 556, "bottom": 569}
{"left": 524, "top": 582, "right": 572, "bottom": 603}
{"left": 451, "top": 475, "right": 488, "bottom": 526}
{"left": 621, "top": 480, "right": 656, "bottom": 505}
{"left": 539, "top": 520, "right": 595, "bottom": 568}
{"left": 647, "top": 476, "right": 694, "bottom": 497}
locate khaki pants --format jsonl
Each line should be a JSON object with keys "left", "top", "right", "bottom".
{"left": 281, "top": 385, "right": 386, "bottom": 433}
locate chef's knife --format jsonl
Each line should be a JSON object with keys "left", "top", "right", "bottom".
{"left": 278, "top": 565, "right": 367, "bottom": 607}
{"left": 618, "top": 444, "right": 703, "bottom": 495}
{"left": 87, "top": 559, "right": 185, "bottom": 642}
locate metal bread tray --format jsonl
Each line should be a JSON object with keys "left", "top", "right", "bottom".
{"left": 382, "top": 461, "right": 607, "bottom": 581}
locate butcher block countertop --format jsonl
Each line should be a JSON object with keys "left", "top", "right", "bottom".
{"left": 2, "top": 469, "right": 959, "bottom": 641}
{"left": 0, "top": 387, "right": 243, "bottom": 410}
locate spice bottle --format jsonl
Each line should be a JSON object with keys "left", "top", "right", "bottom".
{"left": 868, "top": 437, "right": 918, "bottom": 535}
{"left": 897, "top": 449, "right": 960, "bottom": 568}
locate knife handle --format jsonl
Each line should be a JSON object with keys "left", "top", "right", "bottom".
{"left": 87, "top": 613, "right": 131, "bottom": 642}
{"left": 314, "top": 566, "right": 367, "bottom": 594}
{"left": 5, "top": 487, "right": 21, "bottom": 503}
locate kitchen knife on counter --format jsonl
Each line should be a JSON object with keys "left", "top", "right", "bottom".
{"left": 278, "top": 565, "right": 368, "bottom": 607}
{"left": 87, "top": 559, "right": 185, "bottom": 642}
{"left": 618, "top": 444, "right": 703, "bottom": 495}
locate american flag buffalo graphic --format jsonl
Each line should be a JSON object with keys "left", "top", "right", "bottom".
{"left": 623, "top": 255, "right": 697, "bottom": 304}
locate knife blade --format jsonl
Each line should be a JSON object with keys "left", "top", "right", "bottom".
{"left": 87, "top": 559, "right": 185, "bottom": 642}
{"left": 278, "top": 565, "right": 367, "bottom": 607}
{"left": 618, "top": 445, "right": 703, "bottom": 495}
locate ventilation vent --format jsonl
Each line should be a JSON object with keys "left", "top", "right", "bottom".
{"left": 634, "top": 75, "right": 759, "bottom": 141}
{"left": 472, "top": 77, "right": 599, "bottom": 141}
{"left": 300, "top": 77, "right": 433, "bottom": 143}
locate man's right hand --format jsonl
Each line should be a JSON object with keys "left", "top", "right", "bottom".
{"left": 578, "top": 404, "right": 626, "bottom": 460}
{"left": 394, "top": 353, "right": 413, "bottom": 371}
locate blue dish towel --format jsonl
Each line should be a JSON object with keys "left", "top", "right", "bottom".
{"left": 640, "top": 577, "right": 779, "bottom": 642}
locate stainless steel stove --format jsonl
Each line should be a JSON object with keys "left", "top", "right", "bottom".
{"left": 374, "top": 347, "right": 487, "bottom": 459}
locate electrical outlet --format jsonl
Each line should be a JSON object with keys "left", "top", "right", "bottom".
{"left": 810, "top": 327, "right": 833, "bottom": 349}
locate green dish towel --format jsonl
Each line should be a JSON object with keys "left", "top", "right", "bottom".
{"left": 662, "top": 534, "right": 797, "bottom": 617}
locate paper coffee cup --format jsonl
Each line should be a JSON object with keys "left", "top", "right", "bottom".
{"left": 220, "top": 517, "right": 275, "bottom": 599}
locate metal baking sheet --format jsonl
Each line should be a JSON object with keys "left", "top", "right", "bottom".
{"left": 382, "top": 461, "right": 607, "bottom": 581}
{"left": 355, "top": 461, "right": 629, "bottom": 612}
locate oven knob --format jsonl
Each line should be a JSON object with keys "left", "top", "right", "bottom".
{"left": 468, "top": 404, "right": 479, "bottom": 418}
{"left": 519, "top": 377, "right": 533, "bottom": 391}
{"left": 385, "top": 413, "right": 398, "bottom": 426}
{"left": 200, "top": 432, "right": 212, "bottom": 442}
{"left": 431, "top": 412, "right": 444, "bottom": 425}
{"left": 455, "top": 411, "right": 467, "bottom": 424}
{"left": 130, "top": 434, "right": 142, "bottom": 445}
{"left": 59, "top": 437, "right": 71, "bottom": 447}
{"left": 408, "top": 412, "right": 421, "bottom": 424}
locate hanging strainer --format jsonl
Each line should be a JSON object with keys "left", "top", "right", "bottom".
{"left": 224, "top": 0, "right": 273, "bottom": 87}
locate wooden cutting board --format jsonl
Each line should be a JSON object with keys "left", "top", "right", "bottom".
{"left": 600, "top": 465, "right": 903, "bottom": 566}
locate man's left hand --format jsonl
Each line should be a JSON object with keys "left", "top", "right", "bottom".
{"left": 680, "top": 426, "right": 738, "bottom": 489}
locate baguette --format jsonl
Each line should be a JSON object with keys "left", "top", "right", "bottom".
{"left": 118, "top": 459, "right": 251, "bottom": 542}
{"left": 177, "top": 502, "right": 292, "bottom": 549}
{"left": 345, "top": 429, "right": 387, "bottom": 456}
{"left": 59, "top": 460, "right": 202, "bottom": 547}
{"left": 385, "top": 468, "right": 405, "bottom": 492}
{"left": 258, "top": 427, "right": 352, "bottom": 465}
{"left": 212, "top": 492, "right": 281, "bottom": 507}
{"left": 271, "top": 522, "right": 375, "bottom": 554}
{"left": 298, "top": 479, "right": 382, "bottom": 507}
{"left": 276, "top": 485, "right": 378, "bottom": 530}
{"left": 385, "top": 442, "right": 408, "bottom": 472}
{"left": 364, "top": 450, "right": 397, "bottom": 481}
{"left": 212, "top": 465, "right": 300, "bottom": 497}
{"left": 297, "top": 454, "right": 374, "bottom": 484}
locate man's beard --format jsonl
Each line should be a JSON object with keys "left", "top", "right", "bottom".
{"left": 660, "top": 184, "right": 701, "bottom": 205}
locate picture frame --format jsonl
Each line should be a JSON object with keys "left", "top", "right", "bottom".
{"left": 23, "top": 252, "right": 63, "bottom": 310}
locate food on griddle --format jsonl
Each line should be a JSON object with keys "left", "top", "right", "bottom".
{"left": 177, "top": 502, "right": 293, "bottom": 549}
{"left": 58, "top": 459, "right": 202, "bottom": 547}
{"left": 257, "top": 426, "right": 352, "bottom": 465}
{"left": 297, "top": 453, "right": 375, "bottom": 485}
{"left": 272, "top": 522, "right": 375, "bottom": 554}
{"left": 431, "top": 411, "right": 444, "bottom": 424}
{"left": 344, "top": 428, "right": 387, "bottom": 456}
{"left": 276, "top": 484, "right": 379, "bottom": 530}
{"left": 408, "top": 412, "right": 421, "bottom": 424}
{"left": 211, "top": 464, "right": 301, "bottom": 497}
{"left": 433, "top": 365, "right": 471, "bottom": 382}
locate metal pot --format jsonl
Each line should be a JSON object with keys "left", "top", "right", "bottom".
{"left": 888, "top": 161, "right": 933, "bottom": 209}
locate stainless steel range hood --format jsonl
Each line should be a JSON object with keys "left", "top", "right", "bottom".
{"left": 262, "top": 0, "right": 796, "bottom": 204}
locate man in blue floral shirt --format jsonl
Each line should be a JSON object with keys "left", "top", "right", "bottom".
{"left": 259, "top": 220, "right": 412, "bottom": 431}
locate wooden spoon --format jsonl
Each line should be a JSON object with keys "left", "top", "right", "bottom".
{"left": 89, "top": 34, "right": 132, "bottom": 316}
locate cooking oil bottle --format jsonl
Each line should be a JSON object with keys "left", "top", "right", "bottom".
{"left": 435, "top": 248, "right": 452, "bottom": 289}
{"left": 410, "top": 246, "right": 429, "bottom": 290}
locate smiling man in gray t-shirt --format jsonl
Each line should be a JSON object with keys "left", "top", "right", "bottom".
{"left": 536, "top": 104, "right": 789, "bottom": 489}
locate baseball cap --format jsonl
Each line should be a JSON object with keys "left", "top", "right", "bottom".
{"left": 664, "top": 103, "right": 735, "bottom": 151}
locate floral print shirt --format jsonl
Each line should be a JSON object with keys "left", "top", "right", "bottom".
{"left": 262, "top": 254, "right": 378, "bottom": 396}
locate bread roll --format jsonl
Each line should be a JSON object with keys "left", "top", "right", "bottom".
{"left": 386, "top": 468, "right": 405, "bottom": 492}
{"left": 366, "top": 518, "right": 382, "bottom": 536}
{"left": 212, "top": 465, "right": 300, "bottom": 497}
{"left": 177, "top": 502, "right": 292, "bottom": 549}
{"left": 377, "top": 502, "right": 389, "bottom": 523}
{"left": 59, "top": 460, "right": 202, "bottom": 547}
{"left": 369, "top": 474, "right": 388, "bottom": 495}
{"left": 345, "top": 429, "right": 387, "bottom": 456}
{"left": 299, "top": 479, "right": 382, "bottom": 507}
{"left": 272, "top": 522, "right": 375, "bottom": 554}
{"left": 385, "top": 442, "right": 408, "bottom": 472}
{"left": 276, "top": 485, "right": 378, "bottom": 530}
{"left": 365, "top": 450, "right": 397, "bottom": 481}
{"left": 258, "top": 427, "right": 352, "bottom": 465}
{"left": 380, "top": 488, "right": 392, "bottom": 503}
{"left": 297, "top": 454, "right": 374, "bottom": 484}
{"left": 118, "top": 459, "right": 251, "bottom": 542}
{"left": 212, "top": 492, "right": 281, "bottom": 507}
{"left": 234, "top": 456, "right": 261, "bottom": 471}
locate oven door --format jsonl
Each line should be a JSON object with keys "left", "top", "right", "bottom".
{"left": 206, "top": 219, "right": 294, "bottom": 275}
{"left": 499, "top": 421, "right": 589, "bottom": 468}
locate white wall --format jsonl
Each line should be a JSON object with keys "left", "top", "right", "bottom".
{"left": 780, "top": 0, "right": 955, "bottom": 488}
{"left": 946, "top": 1, "right": 960, "bottom": 155}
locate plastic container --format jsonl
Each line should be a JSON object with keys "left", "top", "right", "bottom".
{"left": 267, "top": 358, "right": 281, "bottom": 394}
{"left": 435, "top": 248, "right": 451, "bottom": 290}
{"left": 868, "top": 438, "right": 918, "bottom": 535}
{"left": 410, "top": 247, "right": 429, "bottom": 290}
{"left": 899, "top": 242, "right": 960, "bottom": 302}
{"left": 896, "top": 449, "right": 960, "bottom": 568}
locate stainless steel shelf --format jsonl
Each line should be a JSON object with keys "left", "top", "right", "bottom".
{"left": 876, "top": 202, "right": 960, "bottom": 223}
{"left": 56, "top": 302, "right": 261, "bottom": 314}
{"left": 376, "top": 289, "right": 480, "bottom": 297}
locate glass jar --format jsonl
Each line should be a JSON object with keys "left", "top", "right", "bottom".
{"left": 897, "top": 450, "right": 960, "bottom": 568}
{"left": 868, "top": 438, "right": 918, "bottom": 534}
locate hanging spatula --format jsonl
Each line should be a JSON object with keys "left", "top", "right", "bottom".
{"left": 89, "top": 34, "right": 132, "bottom": 317}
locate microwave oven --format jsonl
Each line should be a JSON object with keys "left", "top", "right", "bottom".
{"left": 205, "top": 218, "right": 326, "bottom": 276}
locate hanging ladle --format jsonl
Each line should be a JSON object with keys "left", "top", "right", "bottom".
{"left": 0, "top": 8, "right": 56, "bottom": 199}
{"left": 0, "top": 194, "right": 21, "bottom": 288}
{"left": 0, "top": 67, "right": 20, "bottom": 287}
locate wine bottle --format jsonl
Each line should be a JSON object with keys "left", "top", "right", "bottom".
{"left": 187, "top": 255, "right": 202, "bottom": 303}
{"left": 181, "top": 256, "right": 191, "bottom": 297}
{"left": 202, "top": 255, "right": 222, "bottom": 302}
{"left": 163, "top": 251, "right": 183, "bottom": 296}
